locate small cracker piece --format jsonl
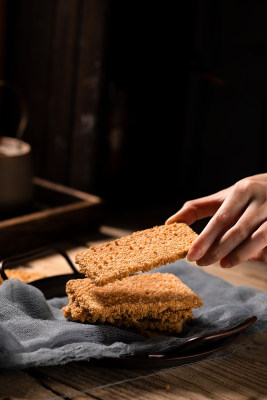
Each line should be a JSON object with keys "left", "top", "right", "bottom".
{"left": 3, "top": 270, "right": 46, "bottom": 283}
{"left": 76, "top": 222, "right": 198, "bottom": 286}
{"left": 62, "top": 273, "right": 203, "bottom": 334}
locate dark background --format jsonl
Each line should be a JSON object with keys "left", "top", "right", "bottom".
{"left": 1, "top": 0, "right": 267, "bottom": 227}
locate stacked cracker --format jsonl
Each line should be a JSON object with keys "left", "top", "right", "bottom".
{"left": 63, "top": 223, "right": 203, "bottom": 334}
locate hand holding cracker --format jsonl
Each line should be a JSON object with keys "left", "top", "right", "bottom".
{"left": 166, "top": 173, "right": 267, "bottom": 268}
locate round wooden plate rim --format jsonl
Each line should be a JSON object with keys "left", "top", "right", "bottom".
{"left": 99, "top": 316, "right": 257, "bottom": 367}
{"left": 157, "top": 315, "right": 258, "bottom": 354}
{"left": 93, "top": 334, "right": 238, "bottom": 369}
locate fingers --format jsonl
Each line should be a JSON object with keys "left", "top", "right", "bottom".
{"left": 188, "top": 185, "right": 251, "bottom": 262}
{"left": 195, "top": 202, "right": 263, "bottom": 266}
{"left": 220, "top": 221, "right": 267, "bottom": 268}
{"left": 167, "top": 175, "right": 267, "bottom": 267}
{"left": 166, "top": 193, "right": 224, "bottom": 226}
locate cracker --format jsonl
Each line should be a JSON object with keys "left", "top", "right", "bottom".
{"left": 76, "top": 222, "right": 198, "bottom": 286}
{"left": 114, "top": 310, "right": 194, "bottom": 334}
{"left": 63, "top": 273, "right": 202, "bottom": 333}
{"left": 0, "top": 270, "right": 46, "bottom": 284}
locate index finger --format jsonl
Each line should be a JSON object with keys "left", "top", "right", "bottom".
{"left": 166, "top": 195, "right": 223, "bottom": 226}
{"left": 187, "top": 186, "right": 251, "bottom": 261}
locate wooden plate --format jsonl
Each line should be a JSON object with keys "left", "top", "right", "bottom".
{"left": 92, "top": 316, "right": 257, "bottom": 369}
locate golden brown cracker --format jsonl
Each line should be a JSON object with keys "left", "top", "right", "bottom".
{"left": 76, "top": 223, "right": 198, "bottom": 286}
{"left": 63, "top": 273, "right": 202, "bottom": 333}
{"left": 0, "top": 270, "right": 46, "bottom": 283}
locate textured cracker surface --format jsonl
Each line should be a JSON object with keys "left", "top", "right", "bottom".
{"left": 0, "top": 270, "right": 46, "bottom": 284}
{"left": 76, "top": 223, "right": 198, "bottom": 286}
{"left": 114, "top": 310, "right": 193, "bottom": 333}
{"left": 63, "top": 273, "right": 202, "bottom": 333}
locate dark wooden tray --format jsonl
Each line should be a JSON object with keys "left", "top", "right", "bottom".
{"left": 0, "top": 177, "right": 103, "bottom": 258}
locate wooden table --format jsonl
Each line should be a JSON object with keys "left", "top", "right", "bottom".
{"left": 1, "top": 225, "right": 267, "bottom": 400}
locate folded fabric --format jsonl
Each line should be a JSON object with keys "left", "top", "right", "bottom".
{"left": 0, "top": 261, "right": 266, "bottom": 369}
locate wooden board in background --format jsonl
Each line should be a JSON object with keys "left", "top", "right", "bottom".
{"left": 0, "top": 177, "right": 103, "bottom": 258}
{"left": 0, "top": 0, "right": 6, "bottom": 79}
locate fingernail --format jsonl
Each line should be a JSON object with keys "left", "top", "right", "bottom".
{"left": 188, "top": 248, "right": 202, "bottom": 261}
{"left": 166, "top": 214, "right": 178, "bottom": 223}
{"left": 220, "top": 259, "right": 232, "bottom": 268}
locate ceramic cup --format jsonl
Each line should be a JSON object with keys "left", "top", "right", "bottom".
{"left": 0, "top": 136, "right": 33, "bottom": 213}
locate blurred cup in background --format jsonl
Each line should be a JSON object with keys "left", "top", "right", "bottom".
{"left": 0, "top": 136, "right": 33, "bottom": 214}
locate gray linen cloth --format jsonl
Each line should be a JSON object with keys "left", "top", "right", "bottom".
{"left": 0, "top": 261, "right": 266, "bottom": 369}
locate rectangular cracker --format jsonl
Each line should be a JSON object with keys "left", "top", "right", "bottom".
{"left": 76, "top": 222, "right": 198, "bottom": 286}
{"left": 114, "top": 310, "right": 194, "bottom": 334}
{"left": 63, "top": 273, "right": 202, "bottom": 333}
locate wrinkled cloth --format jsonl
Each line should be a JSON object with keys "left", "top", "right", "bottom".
{"left": 0, "top": 261, "right": 266, "bottom": 369}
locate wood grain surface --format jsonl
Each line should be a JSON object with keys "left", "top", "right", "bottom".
{"left": 4, "top": 0, "right": 108, "bottom": 192}
{"left": 0, "top": 0, "right": 6, "bottom": 79}
{"left": 0, "top": 226, "right": 266, "bottom": 400}
{"left": 0, "top": 178, "right": 103, "bottom": 258}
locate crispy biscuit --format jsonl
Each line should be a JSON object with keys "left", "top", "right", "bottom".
{"left": 0, "top": 270, "right": 46, "bottom": 284}
{"left": 63, "top": 273, "right": 202, "bottom": 333}
{"left": 113, "top": 310, "right": 193, "bottom": 334}
{"left": 76, "top": 223, "right": 198, "bottom": 286}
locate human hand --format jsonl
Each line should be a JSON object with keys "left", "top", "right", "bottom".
{"left": 166, "top": 173, "right": 267, "bottom": 267}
